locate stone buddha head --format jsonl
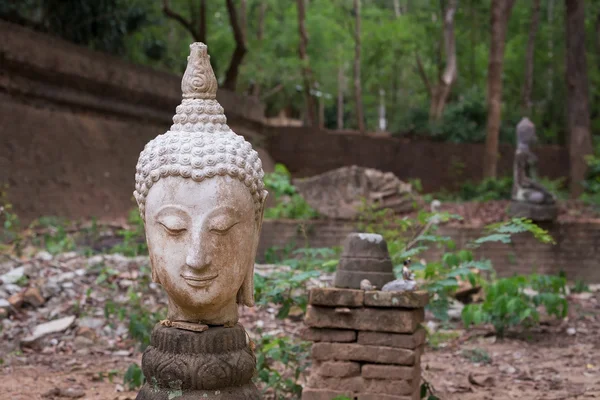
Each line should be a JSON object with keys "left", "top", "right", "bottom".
{"left": 517, "top": 117, "right": 538, "bottom": 148}
{"left": 133, "top": 43, "right": 267, "bottom": 327}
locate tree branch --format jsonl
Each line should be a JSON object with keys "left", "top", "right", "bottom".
{"left": 223, "top": 0, "right": 248, "bottom": 90}
{"left": 415, "top": 53, "right": 432, "bottom": 96}
{"left": 162, "top": 0, "right": 198, "bottom": 41}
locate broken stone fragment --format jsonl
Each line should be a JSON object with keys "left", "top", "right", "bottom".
{"left": 8, "top": 292, "right": 24, "bottom": 309}
{"left": 23, "top": 287, "right": 45, "bottom": 307}
{"left": 0, "top": 266, "right": 25, "bottom": 285}
{"left": 21, "top": 315, "right": 76, "bottom": 345}
{"left": 381, "top": 279, "right": 418, "bottom": 292}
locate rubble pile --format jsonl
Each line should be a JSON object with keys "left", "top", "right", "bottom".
{"left": 0, "top": 251, "right": 164, "bottom": 358}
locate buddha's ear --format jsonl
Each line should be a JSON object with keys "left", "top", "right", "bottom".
{"left": 237, "top": 191, "right": 268, "bottom": 307}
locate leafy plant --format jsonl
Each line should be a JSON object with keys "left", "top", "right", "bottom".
{"left": 462, "top": 274, "right": 568, "bottom": 337}
{"left": 124, "top": 362, "right": 145, "bottom": 390}
{"left": 255, "top": 334, "right": 310, "bottom": 399}
{"left": 255, "top": 247, "right": 338, "bottom": 319}
{"left": 29, "top": 216, "right": 76, "bottom": 255}
{"left": 0, "top": 184, "right": 22, "bottom": 254}
{"left": 263, "top": 164, "right": 319, "bottom": 220}
{"left": 111, "top": 208, "right": 148, "bottom": 256}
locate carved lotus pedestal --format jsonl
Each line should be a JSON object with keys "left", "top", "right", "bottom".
{"left": 136, "top": 324, "right": 259, "bottom": 400}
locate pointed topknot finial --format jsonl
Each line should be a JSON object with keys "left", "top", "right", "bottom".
{"left": 181, "top": 42, "right": 218, "bottom": 100}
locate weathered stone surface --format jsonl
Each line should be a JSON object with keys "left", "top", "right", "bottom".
{"left": 334, "top": 270, "right": 396, "bottom": 290}
{"left": 299, "top": 327, "right": 357, "bottom": 343}
{"left": 338, "top": 257, "right": 394, "bottom": 272}
{"left": 307, "top": 375, "right": 415, "bottom": 396}
{"left": 0, "top": 266, "right": 25, "bottom": 285}
{"left": 358, "top": 327, "right": 426, "bottom": 349}
{"left": 340, "top": 233, "right": 391, "bottom": 258}
{"left": 293, "top": 166, "right": 421, "bottom": 220}
{"left": 507, "top": 201, "right": 558, "bottom": 222}
{"left": 139, "top": 323, "right": 258, "bottom": 396}
{"left": 311, "top": 342, "right": 417, "bottom": 365}
{"left": 364, "top": 290, "right": 429, "bottom": 308}
{"left": 305, "top": 305, "right": 424, "bottom": 333}
{"left": 361, "top": 364, "right": 420, "bottom": 380}
{"left": 310, "top": 287, "right": 364, "bottom": 307}
{"left": 314, "top": 361, "right": 361, "bottom": 377}
{"left": 136, "top": 384, "right": 260, "bottom": 400}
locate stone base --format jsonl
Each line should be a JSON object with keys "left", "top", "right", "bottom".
{"left": 507, "top": 201, "right": 558, "bottom": 222}
{"left": 334, "top": 270, "right": 395, "bottom": 290}
{"left": 136, "top": 323, "right": 259, "bottom": 400}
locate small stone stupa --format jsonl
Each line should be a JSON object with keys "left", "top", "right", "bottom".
{"left": 334, "top": 233, "right": 396, "bottom": 289}
{"left": 133, "top": 43, "right": 266, "bottom": 399}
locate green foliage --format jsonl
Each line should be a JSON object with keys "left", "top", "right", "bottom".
{"left": 582, "top": 144, "right": 600, "bottom": 206}
{"left": 263, "top": 164, "right": 319, "bottom": 220}
{"left": 110, "top": 208, "right": 148, "bottom": 256}
{"left": 255, "top": 334, "right": 310, "bottom": 399}
{"left": 461, "top": 347, "right": 492, "bottom": 364}
{"left": 462, "top": 274, "right": 568, "bottom": 337}
{"left": 123, "top": 362, "right": 145, "bottom": 390}
{"left": 0, "top": 184, "right": 22, "bottom": 254}
{"left": 30, "top": 216, "right": 76, "bottom": 255}
{"left": 255, "top": 247, "right": 338, "bottom": 319}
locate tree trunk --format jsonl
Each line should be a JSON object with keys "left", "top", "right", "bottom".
{"left": 251, "top": 1, "right": 267, "bottom": 97}
{"left": 429, "top": 0, "right": 458, "bottom": 120}
{"left": 393, "top": 0, "right": 402, "bottom": 17}
{"left": 296, "top": 0, "right": 317, "bottom": 126}
{"left": 353, "top": 0, "right": 365, "bottom": 133}
{"left": 163, "top": 0, "right": 205, "bottom": 43}
{"left": 337, "top": 63, "right": 345, "bottom": 130}
{"left": 482, "top": 0, "right": 516, "bottom": 179}
{"left": 565, "top": 0, "right": 593, "bottom": 197}
{"left": 223, "top": 0, "right": 248, "bottom": 91}
{"left": 521, "top": 0, "right": 541, "bottom": 116}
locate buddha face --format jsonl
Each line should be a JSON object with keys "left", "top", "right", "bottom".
{"left": 144, "top": 175, "right": 263, "bottom": 325}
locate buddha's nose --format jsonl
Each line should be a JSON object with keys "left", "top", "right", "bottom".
{"left": 186, "top": 235, "right": 211, "bottom": 270}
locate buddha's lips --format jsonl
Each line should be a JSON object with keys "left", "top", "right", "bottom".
{"left": 180, "top": 273, "right": 219, "bottom": 282}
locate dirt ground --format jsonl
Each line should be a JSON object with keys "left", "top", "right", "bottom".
{"left": 2, "top": 291, "right": 599, "bottom": 400}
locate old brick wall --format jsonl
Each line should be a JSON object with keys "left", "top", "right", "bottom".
{"left": 0, "top": 21, "right": 265, "bottom": 223}
{"left": 265, "top": 128, "right": 569, "bottom": 193}
{"left": 258, "top": 220, "right": 600, "bottom": 282}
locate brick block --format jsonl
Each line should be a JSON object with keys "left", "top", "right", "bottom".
{"left": 307, "top": 375, "right": 416, "bottom": 396}
{"left": 357, "top": 391, "right": 420, "bottom": 400}
{"left": 364, "top": 290, "right": 429, "bottom": 308}
{"left": 357, "top": 327, "right": 426, "bottom": 349}
{"left": 305, "top": 305, "right": 424, "bottom": 334}
{"left": 362, "top": 364, "right": 420, "bottom": 381}
{"left": 310, "top": 288, "right": 364, "bottom": 307}
{"left": 315, "top": 361, "right": 360, "bottom": 378}
{"left": 311, "top": 342, "right": 417, "bottom": 365}
{"left": 301, "top": 388, "right": 352, "bottom": 400}
{"left": 307, "top": 375, "right": 363, "bottom": 392}
{"left": 299, "top": 327, "right": 357, "bottom": 343}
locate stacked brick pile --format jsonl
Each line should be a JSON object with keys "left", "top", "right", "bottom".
{"left": 301, "top": 287, "right": 429, "bottom": 400}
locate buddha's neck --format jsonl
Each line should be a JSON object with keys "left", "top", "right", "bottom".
{"left": 167, "top": 298, "right": 239, "bottom": 327}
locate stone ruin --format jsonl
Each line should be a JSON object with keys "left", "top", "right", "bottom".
{"left": 301, "top": 233, "right": 429, "bottom": 400}
{"left": 293, "top": 166, "right": 422, "bottom": 219}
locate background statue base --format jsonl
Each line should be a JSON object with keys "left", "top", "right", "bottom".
{"left": 136, "top": 323, "right": 259, "bottom": 400}
{"left": 507, "top": 201, "right": 558, "bottom": 222}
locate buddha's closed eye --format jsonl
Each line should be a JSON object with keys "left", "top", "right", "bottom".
{"left": 209, "top": 221, "right": 240, "bottom": 235}
{"left": 157, "top": 215, "right": 188, "bottom": 236}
